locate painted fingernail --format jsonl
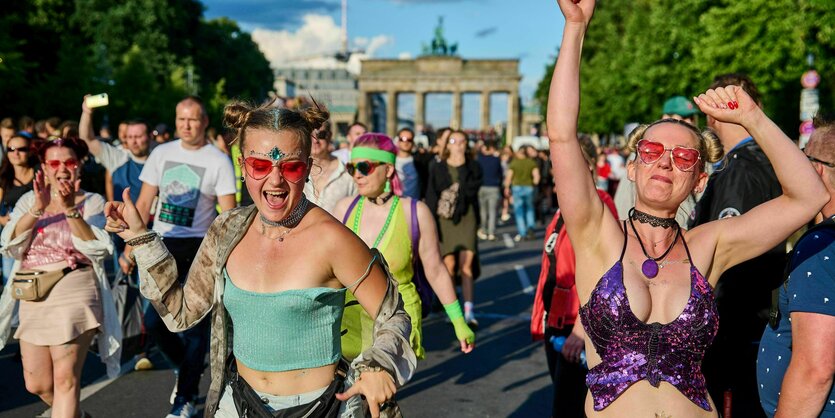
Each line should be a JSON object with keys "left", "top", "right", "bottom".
{"left": 733, "top": 101, "right": 739, "bottom": 108}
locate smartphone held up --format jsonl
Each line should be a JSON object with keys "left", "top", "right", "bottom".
{"left": 85, "top": 93, "right": 109, "bottom": 108}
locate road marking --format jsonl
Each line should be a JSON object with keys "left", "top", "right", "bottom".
{"left": 39, "top": 357, "right": 138, "bottom": 416}
{"left": 503, "top": 233, "right": 515, "bottom": 248}
{"left": 514, "top": 264, "right": 534, "bottom": 294}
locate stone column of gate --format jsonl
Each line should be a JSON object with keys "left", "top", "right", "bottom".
{"left": 480, "top": 90, "right": 491, "bottom": 132}
{"left": 507, "top": 90, "right": 520, "bottom": 142}
{"left": 452, "top": 91, "right": 462, "bottom": 131}
{"left": 357, "top": 91, "right": 369, "bottom": 126}
{"left": 415, "top": 91, "right": 426, "bottom": 133}
{"left": 386, "top": 90, "right": 397, "bottom": 137}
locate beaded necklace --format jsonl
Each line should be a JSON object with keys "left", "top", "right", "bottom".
{"left": 352, "top": 195, "right": 400, "bottom": 249}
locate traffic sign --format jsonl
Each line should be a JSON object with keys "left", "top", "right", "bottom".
{"left": 801, "top": 70, "right": 821, "bottom": 89}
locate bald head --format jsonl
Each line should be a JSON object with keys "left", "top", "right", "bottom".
{"left": 806, "top": 119, "right": 835, "bottom": 186}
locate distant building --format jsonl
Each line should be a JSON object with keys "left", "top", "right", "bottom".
{"left": 274, "top": 67, "right": 359, "bottom": 140}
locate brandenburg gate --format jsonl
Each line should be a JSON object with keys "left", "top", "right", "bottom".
{"left": 357, "top": 55, "right": 522, "bottom": 140}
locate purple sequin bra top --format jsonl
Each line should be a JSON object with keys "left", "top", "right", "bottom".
{"left": 579, "top": 221, "right": 719, "bottom": 411}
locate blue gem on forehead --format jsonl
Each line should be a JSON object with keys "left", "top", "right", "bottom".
{"left": 268, "top": 146, "right": 284, "bottom": 161}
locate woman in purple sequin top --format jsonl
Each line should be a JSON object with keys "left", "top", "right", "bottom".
{"left": 546, "top": 1, "right": 828, "bottom": 416}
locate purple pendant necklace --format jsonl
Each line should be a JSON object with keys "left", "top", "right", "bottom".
{"left": 628, "top": 212, "right": 680, "bottom": 279}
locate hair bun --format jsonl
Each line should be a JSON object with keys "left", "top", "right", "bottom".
{"left": 301, "top": 106, "right": 330, "bottom": 132}
{"left": 223, "top": 101, "right": 255, "bottom": 130}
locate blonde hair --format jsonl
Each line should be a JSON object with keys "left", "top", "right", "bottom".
{"left": 223, "top": 99, "right": 329, "bottom": 156}
{"left": 625, "top": 119, "right": 723, "bottom": 171}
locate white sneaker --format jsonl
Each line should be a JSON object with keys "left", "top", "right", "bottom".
{"left": 465, "top": 311, "right": 479, "bottom": 329}
{"left": 513, "top": 234, "right": 522, "bottom": 242}
{"left": 169, "top": 371, "right": 179, "bottom": 404}
{"left": 166, "top": 396, "right": 195, "bottom": 418}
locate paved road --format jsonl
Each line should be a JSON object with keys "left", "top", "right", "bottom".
{"left": 0, "top": 221, "right": 553, "bottom": 417}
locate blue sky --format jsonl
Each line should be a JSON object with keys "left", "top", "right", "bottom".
{"left": 201, "top": 0, "right": 567, "bottom": 103}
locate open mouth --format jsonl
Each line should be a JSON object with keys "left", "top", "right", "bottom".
{"left": 263, "top": 190, "right": 289, "bottom": 209}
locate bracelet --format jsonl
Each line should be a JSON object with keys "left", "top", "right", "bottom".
{"left": 65, "top": 209, "right": 82, "bottom": 219}
{"left": 125, "top": 231, "right": 158, "bottom": 247}
{"left": 353, "top": 364, "right": 388, "bottom": 381}
{"left": 27, "top": 207, "right": 44, "bottom": 218}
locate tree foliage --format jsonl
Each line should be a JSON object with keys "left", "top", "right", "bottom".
{"left": 536, "top": 0, "right": 835, "bottom": 136}
{"left": 0, "top": 0, "right": 274, "bottom": 130}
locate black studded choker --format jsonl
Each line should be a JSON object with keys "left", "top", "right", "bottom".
{"left": 629, "top": 207, "right": 677, "bottom": 229}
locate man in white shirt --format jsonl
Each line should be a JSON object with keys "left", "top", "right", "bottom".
{"left": 133, "top": 96, "right": 236, "bottom": 418}
{"left": 332, "top": 122, "right": 367, "bottom": 164}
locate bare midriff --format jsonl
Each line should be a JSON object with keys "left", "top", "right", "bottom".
{"left": 584, "top": 382, "right": 718, "bottom": 418}
{"left": 236, "top": 360, "right": 337, "bottom": 396}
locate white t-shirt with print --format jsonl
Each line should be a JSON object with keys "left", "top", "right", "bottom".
{"left": 139, "top": 140, "right": 236, "bottom": 238}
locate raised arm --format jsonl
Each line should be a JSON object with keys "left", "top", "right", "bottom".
{"left": 547, "top": 0, "right": 606, "bottom": 245}
{"left": 79, "top": 96, "right": 103, "bottom": 157}
{"left": 693, "top": 87, "right": 828, "bottom": 278}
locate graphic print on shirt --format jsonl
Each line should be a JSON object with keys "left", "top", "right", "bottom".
{"left": 158, "top": 161, "right": 205, "bottom": 227}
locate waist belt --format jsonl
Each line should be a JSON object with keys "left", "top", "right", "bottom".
{"left": 225, "top": 356, "right": 347, "bottom": 418}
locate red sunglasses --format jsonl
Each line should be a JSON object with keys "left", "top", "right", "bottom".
{"left": 636, "top": 139, "right": 701, "bottom": 172}
{"left": 45, "top": 158, "right": 80, "bottom": 171}
{"left": 243, "top": 157, "right": 308, "bottom": 183}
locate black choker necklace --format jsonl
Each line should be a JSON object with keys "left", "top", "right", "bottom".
{"left": 629, "top": 208, "right": 677, "bottom": 229}
{"left": 260, "top": 195, "right": 309, "bottom": 228}
{"left": 367, "top": 192, "right": 394, "bottom": 205}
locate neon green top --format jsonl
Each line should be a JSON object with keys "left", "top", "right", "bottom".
{"left": 222, "top": 269, "right": 346, "bottom": 372}
{"left": 342, "top": 197, "right": 424, "bottom": 360}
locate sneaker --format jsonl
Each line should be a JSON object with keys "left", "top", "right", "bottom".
{"left": 134, "top": 356, "right": 154, "bottom": 371}
{"left": 166, "top": 396, "right": 195, "bottom": 418}
{"left": 513, "top": 234, "right": 522, "bottom": 242}
{"left": 169, "top": 371, "right": 179, "bottom": 404}
{"left": 501, "top": 213, "right": 511, "bottom": 222}
{"left": 477, "top": 229, "right": 488, "bottom": 240}
{"left": 465, "top": 312, "right": 479, "bottom": 330}
{"left": 487, "top": 234, "right": 496, "bottom": 241}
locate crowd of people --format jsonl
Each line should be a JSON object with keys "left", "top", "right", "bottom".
{"left": 2, "top": 2, "right": 835, "bottom": 417}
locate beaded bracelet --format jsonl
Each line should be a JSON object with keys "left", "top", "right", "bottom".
{"left": 27, "top": 207, "right": 44, "bottom": 218}
{"left": 125, "top": 231, "right": 159, "bottom": 247}
{"left": 353, "top": 364, "right": 389, "bottom": 381}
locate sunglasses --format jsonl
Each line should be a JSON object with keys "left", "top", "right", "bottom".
{"left": 399, "top": 136, "right": 414, "bottom": 143}
{"left": 346, "top": 161, "right": 383, "bottom": 177}
{"left": 7, "top": 146, "right": 28, "bottom": 153}
{"left": 636, "top": 139, "right": 701, "bottom": 172}
{"left": 243, "top": 157, "right": 308, "bottom": 182}
{"left": 45, "top": 158, "right": 79, "bottom": 171}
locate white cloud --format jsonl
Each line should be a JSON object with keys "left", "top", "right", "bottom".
{"left": 251, "top": 14, "right": 392, "bottom": 73}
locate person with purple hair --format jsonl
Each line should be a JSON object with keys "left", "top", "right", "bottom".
{"left": 334, "top": 133, "right": 475, "bottom": 361}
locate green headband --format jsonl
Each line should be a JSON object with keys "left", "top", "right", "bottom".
{"left": 351, "top": 147, "right": 396, "bottom": 164}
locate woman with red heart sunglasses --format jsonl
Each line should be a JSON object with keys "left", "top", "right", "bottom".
{"left": 547, "top": 1, "right": 827, "bottom": 417}
{"left": 0, "top": 136, "right": 122, "bottom": 418}
{"left": 334, "top": 133, "right": 475, "bottom": 364}
{"left": 105, "top": 101, "right": 417, "bottom": 418}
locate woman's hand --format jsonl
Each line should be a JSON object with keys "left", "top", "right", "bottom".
{"left": 557, "top": 0, "right": 596, "bottom": 26}
{"left": 694, "top": 85, "right": 762, "bottom": 128}
{"left": 32, "top": 171, "right": 50, "bottom": 212}
{"left": 336, "top": 370, "right": 396, "bottom": 418}
{"left": 55, "top": 178, "right": 81, "bottom": 211}
{"left": 104, "top": 188, "right": 148, "bottom": 241}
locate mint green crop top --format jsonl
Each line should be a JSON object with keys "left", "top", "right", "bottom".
{"left": 222, "top": 269, "right": 347, "bottom": 372}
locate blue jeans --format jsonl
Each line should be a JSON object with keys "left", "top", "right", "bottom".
{"left": 512, "top": 185, "right": 536, "bottom": 237}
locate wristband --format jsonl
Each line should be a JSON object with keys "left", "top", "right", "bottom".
{"left": 125, "top": 231, "right": 158, "bottom": 247}
{"left": 443, "top": 300, "right": 464, "bottom": 321}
